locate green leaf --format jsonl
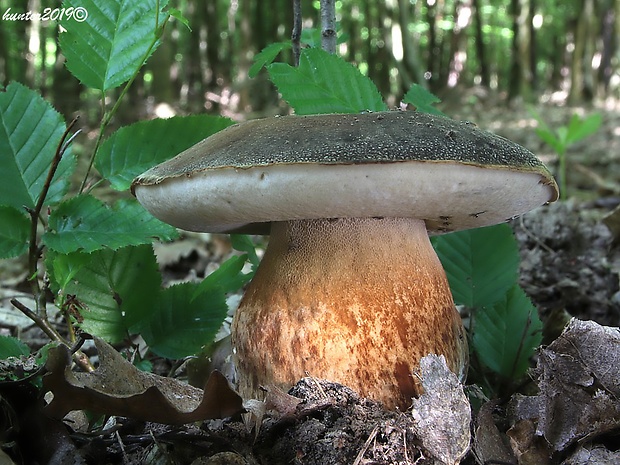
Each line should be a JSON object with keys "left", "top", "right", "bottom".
{"left": 0, "top": 206, "right": 29, "bottom": 258}
{"left": 166, "top": 7, "right": 191, "bottom": 31}
{"left": 402, "top": 84, "right": 445, "bottom": 116}
{"left": 230, "top": 234, "right": 260, "bottom": 269}
{"left": 267, "top": 48, "right": 387, "bottom": 114}
{"left": 138, "top": 282, "right": 228, "bottom": 359}
{"left": 566, "top": 112, "right": 602, "bottom": 145}
{"left": 43, "top": 196, "right": 179, "bottom": 254}
{"left": 473, "top": 284, "right": 542, "bottom": 379}
{"left": 61, "top": 245, "right": 161, "bottom": 342}
{"left": 0, "top": 335, "right": 30, "bottom": 358}
{"left": 192, "top": 254, "right": 252, "bottom": 300}
{"left": 249, "top": 42, "right": 291, "bottom": 78}
{"left": 432, "top": 224, "right": 519, "bottom": 308}
{"left": 46, "top": 250, "right": 92, "bottom": 291}
{"left": 0, "top": 82, "right": 75, "bottom": 209}
{"left": 59, "top": 0, "right": 167, "bottom": 90}
{"left": 96, "top": 115, "right": 234, "bottom": 191}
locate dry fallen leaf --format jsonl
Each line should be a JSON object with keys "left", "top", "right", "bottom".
{"left": 411, "top": 354, "right": 471, "bottom": 465}
{"left": 472, "top": 401, "right": 517, "bottom": 465}
{"left": 508, "top": 319, "right": 620, "bottom": 455}
{"left": 535, "top": 319, "right": 620, "bottom": 451}
{"left": 43, "top": 338, "right": 244, "bottom": 424}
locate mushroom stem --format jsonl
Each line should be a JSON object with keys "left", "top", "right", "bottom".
{"left": 232, "top": 217, "right": 467, "bottom": 410}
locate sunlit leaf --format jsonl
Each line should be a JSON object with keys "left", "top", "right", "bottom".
{"left": 267, "top": 48, "right": 386, "bottom": 114}
{"left": 192, "top": 254, "right": 252, "bottom": 300}
{"left": 403, "top": 84, "right": 445, "bottom": 116}
{"left": 249, "top": 42, "right": 291, "bottom": 78}
{"left": 43, "top": 195, "right": 179, "bottom": 253}
{"left": 59, "top": 0, "right": 167, "bottom": 90}
{"left": 0, "top": 82, "right": 75, "bottom": 210}
{"left": 96, "top": 115, "right": 234, "bottom": 191}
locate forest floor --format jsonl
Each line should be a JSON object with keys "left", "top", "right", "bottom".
{"left": 1, "top": 95, "right": 619, "bottom": 464}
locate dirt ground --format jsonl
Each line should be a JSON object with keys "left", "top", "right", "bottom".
{"left": 1, "top": 97, "right": 619, "bottom": 464}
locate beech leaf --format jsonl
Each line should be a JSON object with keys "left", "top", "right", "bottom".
{"left": 43, "top": 338, "right": 244, "bottom": 424}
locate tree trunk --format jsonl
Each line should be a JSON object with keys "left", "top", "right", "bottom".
{"left": 446, "top": 0, "right": 473, "bottom": 88}
{"left": 472, "top": 0, "right": 489, "bottom": 87}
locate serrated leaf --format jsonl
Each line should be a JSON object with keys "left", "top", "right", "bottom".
{"left": 43, "top": 195, "right": 179, "bottom": 253}
{"left": 473, "top": 284, "right": 542, "bottom": 379}
{"left": 432, "top": 224, "right": 519, "bottom": 308}
{"left": 138, "top": 282, "right": 228, "bottom": 359}
{"left": 267, "top": 48, "right": 386, "bottom": 114}
{"left": 0, "top": 206, "right": 29, "bottom": 258}
{"left": 59, "top": 0, "right": 167, "bottom": 90}
{"left": 0, "top": 82, "right": 75, "bottom": 209}
{"left": 46, "top": 250, "right": 92, "bottom": 291}
{"left": 0, "top": 335, "right": 30, "bottom": 358}
{"left": 402, "top": 84, "right": 445, "bottom": 116}
{"left": 249, "top": 42, "right": 291, "bottom": 78}
{"left": 62, "top": 245, "right": 161, "bottom": 342}
{"left": 96, "top": 115, "right": 234, "bottom": 191}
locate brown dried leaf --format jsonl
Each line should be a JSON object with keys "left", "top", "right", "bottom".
{"left": 43, "top": 338, "right": 244, "bottom": 424}
{"left": 535, "top": 319, "right": 620, "bottom": 451}
{"left": 562, "top": 445, "right": 620, "bottom": 465}
{"left": 472, "top": 401, "right": 516, "bottom": 465}
{"left": 411, "top": 354, "right": 471, "bottom": 465}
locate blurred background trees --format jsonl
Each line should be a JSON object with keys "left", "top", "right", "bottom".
{"left": 1, "top": 0, "right": 618, "bottom": 123}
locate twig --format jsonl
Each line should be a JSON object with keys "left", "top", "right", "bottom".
{"left": 352, "top": 424, "right": 379, "bottom": 465}
{"left": 292, "top": 0, "right": 301, "bottom": 66}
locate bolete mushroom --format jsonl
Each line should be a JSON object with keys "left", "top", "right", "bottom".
{"left": 132, "top": 111, "right": 558, "bottom": 410}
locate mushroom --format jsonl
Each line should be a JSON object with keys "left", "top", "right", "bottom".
{"left": 132, "top": 111, "right": 558, "bottom": 410}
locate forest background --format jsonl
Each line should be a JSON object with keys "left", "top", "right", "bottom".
{"left": 1, "top": 0, "right": 617, "bottom": 126}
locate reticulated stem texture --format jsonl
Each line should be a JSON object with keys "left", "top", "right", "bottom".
{"left": 232, "top": 217, "right": 467, "bottom": 410}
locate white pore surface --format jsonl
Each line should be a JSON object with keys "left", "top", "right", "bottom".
{"left": 134, "top": 162, "right": 556, "bottom": 234}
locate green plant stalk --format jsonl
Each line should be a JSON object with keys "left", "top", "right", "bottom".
{"left": 79, "top": 5, "right": 170, "bottom": 193}
{"left": 26, "top": 116, "right": 80, "bottom": 316}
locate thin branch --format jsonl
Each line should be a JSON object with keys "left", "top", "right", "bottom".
{"left": 320, "top": 0, "right": 337, "bottom": 53}
{"left": 292, "top": 0, "right": 302, "bottom": 66}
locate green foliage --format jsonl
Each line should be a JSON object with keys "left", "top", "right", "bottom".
{"left": 473, "top": 284, "right": 542, "bottom": 380}
{"left": 0, "top": 206, "right": 29, "bottom": 259}
{"left": 432, "top": 224, "right": 518, "bottom": 308}
{"left": 96, "top": 115, "right": 234, "bottom": 191}
{"left": 530, "top": 109, "right": 602, "bottom": 199}
{"left": 137, "top": 282, "right": 228, "bottom": 359}
{"left": 433, "top": 224, "right": 541, "bottom": 387}
{"left": 402, "top": 84, "right": 445, "bottom": 116}
{"left": 0, "top": 82, "right": 76, "bottom": 210}
{"left": 0, "top": 335, "right": 30, "bottom": 358}
{"left": 59, "top": 0, "right": 168, "bottom": 91}
{"left": 51, "top": 245, "right": 161, "bottom": 342}
{"left": 43, "top": 196, "right": 178, "bottom": 253}
{"left": 268, "top": 48, "right": 387, "bottom": 114}
{"left": 0, "top": 0, "right": 253, "bottom": 367}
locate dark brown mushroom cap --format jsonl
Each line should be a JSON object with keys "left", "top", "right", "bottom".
{"left": 132, "top": 111, "right": 559, "bottom": 234}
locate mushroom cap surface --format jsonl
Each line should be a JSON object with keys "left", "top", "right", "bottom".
{"left": 132, "top": 111, "right": 558, "bottom": 234}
